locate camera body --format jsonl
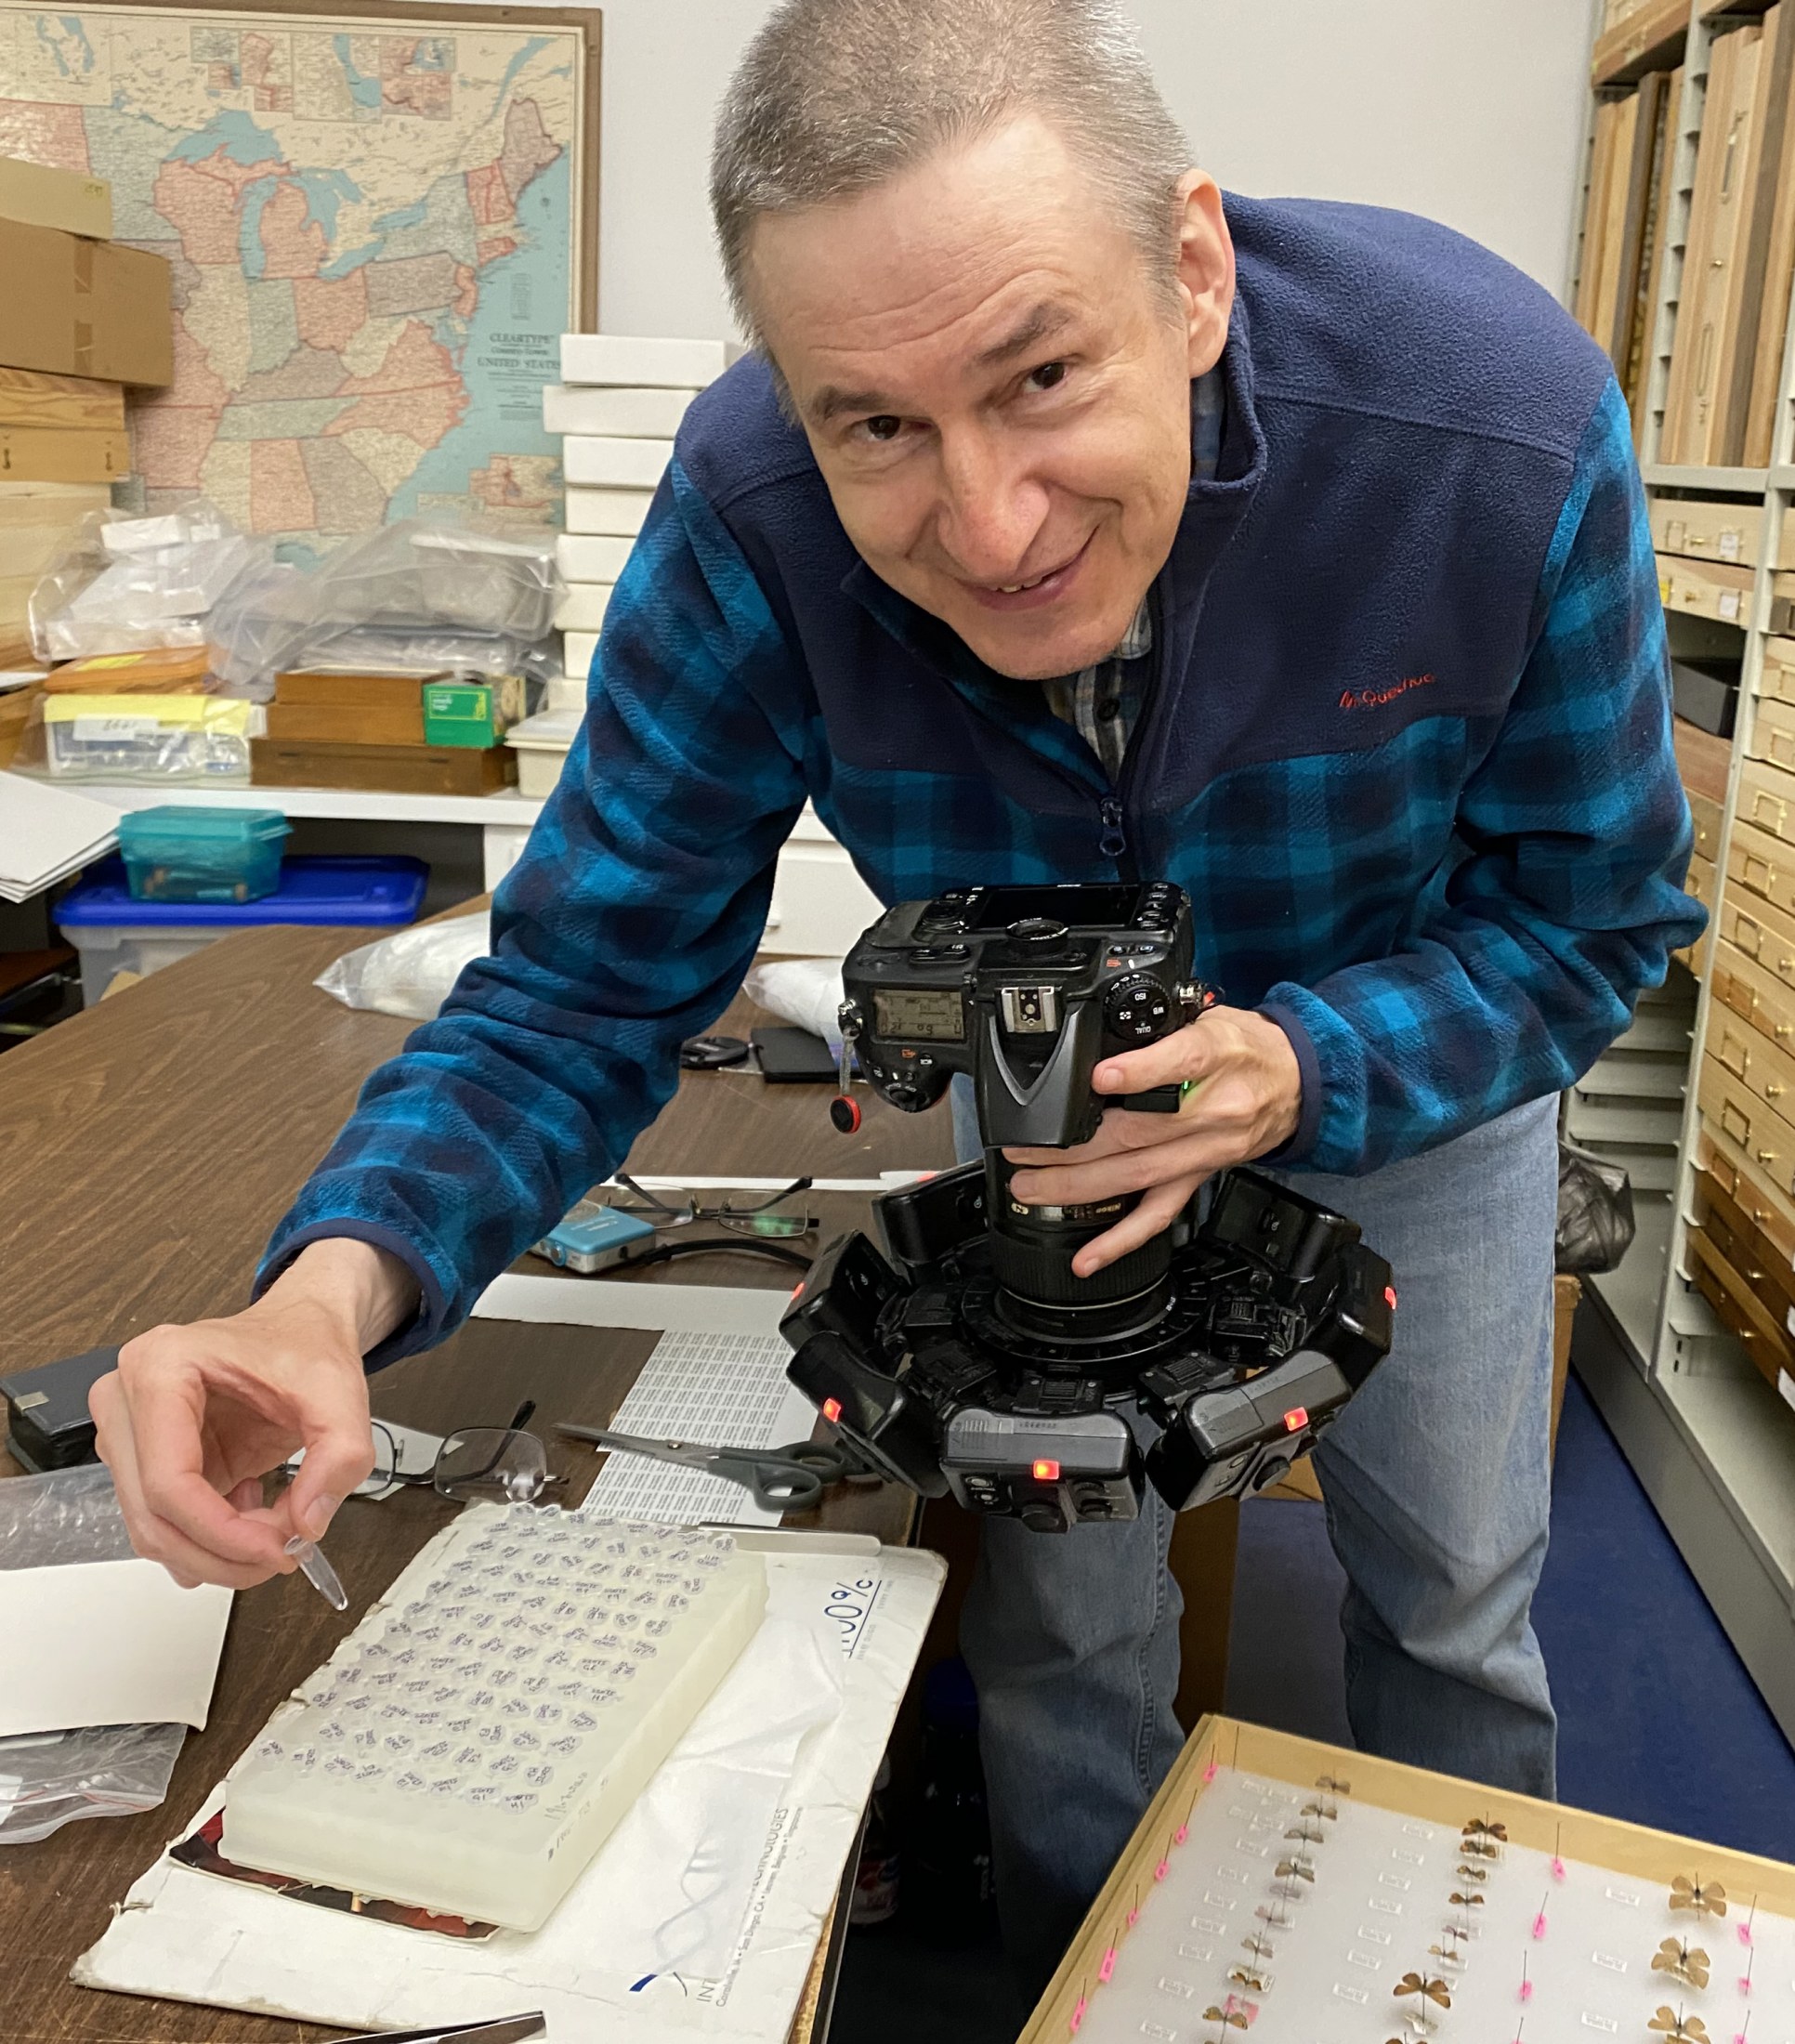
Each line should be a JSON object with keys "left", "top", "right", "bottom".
{"left": 780, "top": 884, "right": 1394, "bottom": 1531}
{"left": 839, "top": 882, "right": 1208, "bottom": 1144}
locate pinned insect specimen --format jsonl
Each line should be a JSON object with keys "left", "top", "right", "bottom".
{"left": 1454, "top": 1861, "right": 1490, "bottom": 1883}
{"left": 1241, "top": 1932, "right": 1276, "bottom": 1964}
{"left": 1284, "top": 1819, "right": 1326, "bottom": 1847}
{"left": 1448, "top": 1891, "right": 1487, "bottom": 1910}
{"left": 1202, "top": 1999, "right": 1254, "bottom": 2034}
{"left": 1227, "top": 1962, "right": 1274, "bottom": 1993}
{"left": 1395, "top": 1973, "right": 1452, "bottom": 2009}
{"left": 1315, "top": 1773, "right": 1352, "bottom": 1795}
{"left": 1671, "top": 1875, "right": 1728, "bottom": 1920}
{"left": 1302, "top": 1797, "right": 1340, "bottom": 1823}
{"left": 1255, "top": 1898, "right": 1293, "bottom": 1930}
{"left": 1647, "top": 2010, "right": 1711, "bottom": 2044}
{"left": 1427, "top": 1940, "right": 1467, "bottom": 1972}
{"left": 1275, "top": 1856, "right": 1316, "bottom": 1884}
{"left": 1652, "top": 1939, "right": 1711, "bottom": 1989}
{"left": 1462, "top": 1816, "right": 1508, "bottom": 1845}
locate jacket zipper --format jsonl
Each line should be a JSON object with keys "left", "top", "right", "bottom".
{"left": 1099, "top": 795, "right": 1131, "bottom": 870}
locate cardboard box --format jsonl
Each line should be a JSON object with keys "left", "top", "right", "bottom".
{"left": 421, "top": 674, "right": 523, "bottom": 747}
{"left": 0, "top": 217, "right": 172, "bottom": 386}
{"left": 554, "top": 582, "right": 612, "bottom": 632}
{"left": 0, "top": 156, "right": 111, "bottom": 241}
{"left": 265, "top": 698, "right": 425, "bottom": 747}
{"left": 559, "top": 333, "right": 727, "bottom": 387}
{"left": 543, "top": 383, "right": 699, "bottom": 438}
{"left": 562, "top": 435, "right": 675, "bottom": 490}
{"left": 0, "top": 367, "right": 126, "bottom": 434}
{"left": 564, "top": 484, "right": 654, "bottom": 536}
{"left": 273, "top": 668, "right": 438, "bottom": 710}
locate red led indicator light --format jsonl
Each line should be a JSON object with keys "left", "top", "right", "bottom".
{"left": 822, "top": 1397, "right": 844, "bottom": 1424}
{"left": 1384, "top": 1284, "right": 1397, "bottom": 1309}
{"left": 1031, "top": 1458, "right": 1061, "bottom": 1482}
{"left": 1282, "top": 1407, "right": 1309, "bottom": 1434}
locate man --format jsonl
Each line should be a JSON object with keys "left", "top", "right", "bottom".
{"left": 95, "top": 0, "right": 1701, "bottom": 1981}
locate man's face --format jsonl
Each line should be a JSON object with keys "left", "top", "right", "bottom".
{"left": 748, "top": 115, "right": 1234, "bottom": 681}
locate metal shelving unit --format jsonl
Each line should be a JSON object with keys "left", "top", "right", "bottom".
{"left": 1573, "top": 0, "right": 1795, "bottom": 1745}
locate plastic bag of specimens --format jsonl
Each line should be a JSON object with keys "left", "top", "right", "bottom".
{"left": 221, "top": 1508, "right": 766, "bottom": 1931}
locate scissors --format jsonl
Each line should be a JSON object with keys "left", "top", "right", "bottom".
{"left": 327, "top": 2016, "right": 544, "bottom": 2043}
{"left": 554, "top": 1423, "right": 857, "bottom": 1512}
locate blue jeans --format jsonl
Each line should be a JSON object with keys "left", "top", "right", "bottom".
{"left": 950, "top": 1083, "right": 1560, "bottom": 1980}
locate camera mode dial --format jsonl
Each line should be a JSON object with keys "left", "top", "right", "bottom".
{"left": 1104, "top": 973, "right": 1176, "bottom": 1044}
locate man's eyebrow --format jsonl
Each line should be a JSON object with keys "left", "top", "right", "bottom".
{"left": 805, "top": 304, "right": 1079, "bottom": 426}
{"left": 973, "top": 300, "right": 1076, "bottom": 369}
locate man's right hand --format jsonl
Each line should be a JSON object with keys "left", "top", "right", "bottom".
{"left": 91, "top": 1238, "right": 419, "bottom": 1591}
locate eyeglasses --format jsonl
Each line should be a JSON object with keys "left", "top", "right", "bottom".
{"left": 360, "top": 1400, "right": 565, "bottom": 1505}
{"left": 607, "top": 1173, "right": 818, "bottom": 1240}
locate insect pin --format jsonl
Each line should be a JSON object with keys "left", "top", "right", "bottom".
{"left": 1652, "top": 1938, "right": 1711, "bottom": 1989}
{"left": 1671, "top": 1874, "right": 1728, "bottom": 1920}
{"left": 1647, "top": 2009, "right": 1711, "bottom": 2044}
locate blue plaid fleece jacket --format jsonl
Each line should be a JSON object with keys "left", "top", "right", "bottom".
{"left": 264, "top": 195, "right": 1704, "bottom": 1358}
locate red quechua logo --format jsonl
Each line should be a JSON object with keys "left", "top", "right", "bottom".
{"left": 1340, "top": 672, "right": 1436, "bottom": 712}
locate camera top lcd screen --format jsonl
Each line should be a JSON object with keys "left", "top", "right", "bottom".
{"left": 874, "top": 988, "right": 967, "bottom": 1042}
{"left": 966, "top": 885, "right": 1142, "bottom": 929}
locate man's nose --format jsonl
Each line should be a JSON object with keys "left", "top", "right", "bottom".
{"left": 933, "top": 426, "right": 1051, "bottom": 584}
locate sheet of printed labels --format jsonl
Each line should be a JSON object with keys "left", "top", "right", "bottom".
{"left": 1033, "top": 1723, "right": 1795, "bottom": 2044}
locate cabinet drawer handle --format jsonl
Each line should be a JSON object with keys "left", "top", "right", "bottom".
{"left": 1744, "top": 852, "right": 1776, "bottom": 892}
{"left": 1724, "top": 1098, "right": 1756, "bottom": 1143}
{"left": 1736, "top": 915, "right": 1765, "bottom": 956}
{"left": 1755, "top": 791, "right": 1790, "bottom": 831}
{"left": 1722, "top": 1032, "right": 1751, "bottom": 1076}
{"left": 1771, "top": 1084, "right": 1788, "bottom": 1100}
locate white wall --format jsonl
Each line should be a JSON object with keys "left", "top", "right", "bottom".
{"left": 507, "top": 0, "right": 1597, "bottom": 339}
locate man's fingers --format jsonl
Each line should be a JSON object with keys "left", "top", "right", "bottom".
{"left": 94, "top": 1402, "right": 290, "bottom": 1589}
{"left": 1093, "top": 1017, "right": 1220, "bottom": 1096}
{"left": 282, "top": 1378, "right": 374, "bottom": 1541}
{"left": 1074, "top": 1175, "right": 1202, "bottom": 1276}
{"left": 124, "top": 1370, "right": 290, "bottom": 1572}
{"left": 1011, "top": 1123, "right": 1244, "bottom": 1208}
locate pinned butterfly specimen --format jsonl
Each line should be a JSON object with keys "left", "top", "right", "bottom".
{"left": 1284, "top": 1819, "right": 1326, "bottom": 1846}
{"left": 1427, "top": 1941, "right": 1466, "bottom": 1972}
{"left": 1275, "top": 1856, "right": 1316, "bottom": 1883}
{"left": 1670, "top": 1875, "right": 1728, "bottom": 1919}
{"left": 1448, "top": 1891, "right": 1487, "bottom": 1910}
{"left": 1647, "top": 2010, "right": 1711, "bottom": 2044}
{"left": 1315, "top": 1773, "right": 1352, "bottom": 1795}
{"left": 1240, "top": 1932, "right": 1276, "bottom": 1963}
{"left": 1302, "top": 1797, "right": 1340, "bottom": 1823}
{"left": 1462, "top": 1815, "right": 1508, "bottom": 1844}
{"left": 1227, "top": 1962, "right": 1273, "bottom": 1993}
{"left": 1453, "top": 1861, "right": 1489, "bottom": 1883}
{"left": 1394, "top": 1972, "right": 1452, "bottom": 2011}
{"left": 1202, "top": 2000, "right": 1254, "bottom": 2033}
{"left": 1651, "top": 1938, "right": 1711, "bottom": 1988}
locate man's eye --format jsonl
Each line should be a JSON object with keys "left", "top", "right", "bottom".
{"left": 1027, "top": 361, "right": 1068, "bottom": 392}
{"left": 860, "top": 414, "right": 903, "bottom": 441}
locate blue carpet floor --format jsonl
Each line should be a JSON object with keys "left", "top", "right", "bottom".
{"left": 832, "top": 1360, "right": 1795, "bottom": 2040}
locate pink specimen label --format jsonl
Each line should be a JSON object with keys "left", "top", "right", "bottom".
{"left": 1098, "top": 1947, "right": 1117, "bottom": 1985}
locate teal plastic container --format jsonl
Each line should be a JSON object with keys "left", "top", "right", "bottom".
{"left": 115, "top": 806, "right": 292, "bottom": 904}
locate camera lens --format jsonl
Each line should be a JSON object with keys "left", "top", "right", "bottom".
{"left": 983, "top": 1151, "right": 1172, "bottom": 1342}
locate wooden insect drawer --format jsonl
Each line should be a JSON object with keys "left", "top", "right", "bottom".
{"left": 1697, "top": 1127, "right": 1795, "bottom": 1254}
{"left": 1737, "top": 758, "right": 1795, "bottom": 850}
{"left": 1749, "top": 697, "right": 1795, "bottom": 778}
{"left": 1711, "top": 936, "right": 1795, "bottom": 1053}
{"left": 1698, "top": 1055, "right": 1795, "bottom": 1200}
{"left": 1688, "top": 788, "right": 1723, "bottom": 864}
{"left": 1022, "top": 1716, "right": 1795, "bottom": 2044}
{"left": 1691, "top": 1165, "right": 1795, "bottom": 1338}
{"left": 1686, "top": 1226, "right": 1795, "bottom": 1390}
{"left": 1708, "top": 1004, "right": 1795, "bottom": 1126}
{"left": 1722, "top": 827, "right": 1795, "bottom": 948}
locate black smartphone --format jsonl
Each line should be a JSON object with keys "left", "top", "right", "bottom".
{"left": 750, "top": 1026, "right": 839, "bottom": 1083}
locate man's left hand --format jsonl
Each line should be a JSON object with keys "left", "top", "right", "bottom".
{"left": 1003, "top": 1005, "right": 1303, "bottom": 1277}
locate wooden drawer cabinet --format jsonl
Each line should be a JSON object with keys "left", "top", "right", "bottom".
{"left": 1751, "top": 699, "right": 1795, "bottom": 776}
{"left": 1698, "top": 1054, "right": 1795, "bottom": 1198}
{"left": 1686, "top": 1225, "right": 1795, "bottom": 1387}
{"left": 1689, "top": 789, "right": 1723, "bottom": 861}
{"left": 1727, "top": 818, "right": 1795, "bottom": 923}
{"left": 1712, "top": 936, "right": 1795, "bottom": 1047}
{"left": 1739, "top": 758, "right": 1795, "bottom": 845}
{"left": 1699, "top": 1128, "right": 1795, "bottom": 1251}
{"left": 1709, "top": 1004, "right": 1795, "bottom": 1120}
{"left": 1694, "top": 1166, "right": 1795, "bottom": 1332}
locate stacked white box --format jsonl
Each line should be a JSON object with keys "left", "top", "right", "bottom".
{"left": 551, "top": 334, "right": 729, "bottom": 670}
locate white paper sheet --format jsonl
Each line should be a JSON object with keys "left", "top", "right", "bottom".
{"left": 0, "top": 770, "right": 119, "bottom": 902}
{"left": 576, "top": 1330, "right": 821, "bottom": 1527}
{"left": 73, "top": 1537, "right": 945, "bottom": 2043}
{"left": 0, "top": 1559, "right": 230, "bottom": 1737}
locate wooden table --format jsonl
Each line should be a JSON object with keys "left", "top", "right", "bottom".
{"left": 0, "top": 921, "right": 954, "bottom": 2042}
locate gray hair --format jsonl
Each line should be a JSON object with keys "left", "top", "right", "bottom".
{"left": 711, "top": 0, "right": 1194, "bottom": 342}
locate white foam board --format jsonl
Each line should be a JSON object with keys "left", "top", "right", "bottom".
{"left": 562, "top": 629, "right": 600, "bottom": 677}
{"left": 563, "top": 437, "right": 674, "bottom": 490}
{"left": 565, "top": 486, "right": 655, "bottom": 536}
{"left": 544, "top": 385, "right": 699, "bottom": 438}
{"left": 557, "top": 532, "right": 634, "bottom": 582}
{"left": 560, "top": 334, "right": 727, "bottom": 387}
{"left": 555, "top": 583, "right": 612, "bottom": 633}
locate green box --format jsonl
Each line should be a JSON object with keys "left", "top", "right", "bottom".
{"left": 421, "top": 675, "right": 523, "bottom": 748}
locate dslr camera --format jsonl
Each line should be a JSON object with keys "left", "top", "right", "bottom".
{"left": 779, "top": 884, "right": 1394, "bottom": 1530}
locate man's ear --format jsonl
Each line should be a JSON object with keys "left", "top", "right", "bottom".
{"left": 1173, "top": 171, "right": 1235, "bottom": 379}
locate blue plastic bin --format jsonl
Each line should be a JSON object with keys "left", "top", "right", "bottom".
{"left": 56, "top": 855, "right": 428, "bottom": 1004}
